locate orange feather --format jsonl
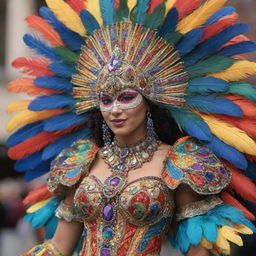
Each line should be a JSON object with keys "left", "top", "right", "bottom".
{"left": 12, "top": 57, "right": 54, "bottom": 77}
{"left": 25, "top": 15, "right": 64, "bottom": 46}
{"left": 201, "top": 13, "right": 238, "bottom": 42}
{"left": 174, "top": 0, "right": 204, "bottom": 20}
{"left": 148, "top": 0, "right": 165, "bottom": 14}
{"left": 8, "top": 78, "right": 61, "bottom": 96}
{"left": 66, "top": 0, "right": 85, "bottom": 14}
{"left": 220, "top": 191, "right": 255, "bottom": 220}
{"left": 23, "top": 184, "right": 53, "bottom": 205}
{"left": 220, "top": 35, "right": 249, "bottom": 49}
{"left": 8, "top": 125, "right": 79, "bottom": 160}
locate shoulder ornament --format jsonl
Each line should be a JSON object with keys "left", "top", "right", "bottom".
{"left": 47, "top": 139, "right": 99, "bottom": 193}
{"left": 162, "top": 136, "right": 231, "bottom": 194}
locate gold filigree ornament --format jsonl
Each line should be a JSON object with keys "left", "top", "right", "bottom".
{"left": 72, "top": 21, "right": 188, "bottom": 114}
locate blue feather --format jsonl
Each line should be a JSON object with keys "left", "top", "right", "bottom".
{"left": 245, "top": 162, "right": 256, "bottom": 182}
{"left": 42, "top": 128, "right": 91, "bottom": 160}
{"left": 14, "top": 151, "right": 43, "bottom": 172}
{"left": 202, "top": 221, "right": 218, "bottom": 242}
{"left": 176, "top": 28, "right": 203, "bottom": 57}
{"left": 24, "top": 160, "right": 52, "bottom": 182}
{"left": 159, "top": 8, "right": 178, "bottom": 37}
{"left": 45, "top": 215, "right": 59, "bottom": 239}
{"left": 23, "top": 34, "right": 60, "bottom": 61}
{"left": 184, "top": 24, "right": 250, "bottom": 66}
{"left": 186, "top": 218, "right": 203, "bottom": 245}
{"left": 39, "top": 7, "right": 84, "bottom": 51}
{"left": 80, "top": 10, "right": 100, "bottom": 35}
{"left": 169, "top": 108, "right": 212, "bottom": 141}
{"left": 185, "top": 96, "right": 243, "bottom": 116}
{"left": 216, "top": 41, "right": 256, "bottom": 56}
{"left": 28, "top": 95, "right": 75, "bottom": 111}
{"left": 100, "top": 0, "right": 115, "bottom": 26}
{"left": 49, "top": 62, "right": 76, "bottom": 78}
{"left": 204, "top": 7, "right": 236, "bottom": 26}
{"left": 7, "top": 121, "right": 43, "bottom": 147}
{"left": 203, "top": 136, "right": 248, "bottom": 170}
{"left": 175, "top": 222, "right": 190, "bottom": 252}
{"left": 34, "top": 77, "right": 73, "bottom": 92}
{"left": 44, "top": 112, "right": 87, "bottom": 132}
{"left": 131, "top": 0, "right": 150, "bottom": 24}
{"left": 187, "top": 77, "right": 229, "bottom": 94}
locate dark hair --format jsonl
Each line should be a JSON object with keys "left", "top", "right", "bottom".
{"left": 88, "top": 101, "right": 184, "bottom": 147}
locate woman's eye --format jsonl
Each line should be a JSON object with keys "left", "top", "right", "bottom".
{"left": 118, "top": 93, "right": 137, "bottom": 103}
{"left": 100, "top": 97, "right": 112, "bottom": 105}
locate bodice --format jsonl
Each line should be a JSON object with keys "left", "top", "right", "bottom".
{"left": 74, "top": 176, "right": 174, "bottom": 256}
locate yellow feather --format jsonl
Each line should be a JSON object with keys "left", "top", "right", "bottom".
{"left": 218, "top": 226, "right": 243, "bottom": 246}
{"left": 215, "top": 231, "right": 230, "bottom": 252}
{"left": 231, "top": 223, "right": 253, "bottom": 235}
{"left": 199, "top": 113, "right": 256, "bottom": 155}
{"left": 177, "top": 0, "right": 228, "bottom": 34}
{"left": 7, "top": 100, "right": 31, "bottom": 113}
{"left": 27, "top": 199, "right": 51, "bottom": 213}
{"left": 85, "top": 0, "right": 103, "bottom": 26}
{"left": 45, "top": 0, "right": 86, "bottom": 36}
{"left": 6, "top": 109, "right": 63, "bottom": 133}
{"left": 211, "top": 61, "right": 256, "bottom": 81}
{"left": 127, "top": 0, "right": 137, "bottom": 14}
{"left": 201, "top": 237, "right": 213, "bottom": 250}
{"left": 165, "top": 0, "right": 176, "bottom": 15}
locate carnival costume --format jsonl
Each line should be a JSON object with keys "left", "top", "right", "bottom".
{"left": 6, "top": 0, "right": 256, "bottom": 255}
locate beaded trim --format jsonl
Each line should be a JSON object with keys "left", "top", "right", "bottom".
{"left": 55, "top": 201, "right": 82, "bottom": 223}
{"left": 176, "top": 195, "right": 223, "bottom": 222}
{"left": 23, "top": 241, "right": 63, "bottom": 256}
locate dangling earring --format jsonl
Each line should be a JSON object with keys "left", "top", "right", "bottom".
{"left": 147, "top": 112, "right": 157, "bottom": 138}
{"left": 102, "top": 120, "right": 111, "bottom": 146}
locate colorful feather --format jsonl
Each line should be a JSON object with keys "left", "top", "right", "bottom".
{"left": 39, "top": 7, "right": 84, "bottom": 51}
{"left": 165, "top": 0, "right": 176, "bottom": 15}
{"left": 28, "top": 95, "right": 75, "bottom": 111}
{"left": 144, "top": 2, "right": 165, "bottom": 29}
{"left": 11, "top": 57, "right": 54, "bottom": 77}
{"left": 100, "top": 0, "right": 115, "bottom": 25}
{"left": 80, "top": 10, "right": 100, "bottom": 35}
{"left": 49, "top": 62, "right": 76, "bottom": 78}
{"left": 55, "top": 46, "right": 79, "bottom": 64}
{"left": 127, "top": 0, "right": 137, "bottom": 14}
{"left": 23, "top": 34, "right": 60, "bottom": 61}
{"left": 8, "top": 78, "right": 61, "bottom": 96}
{"left": 148, "top": 0, "right": 165, "bottom": 14}
{"left": 245, "top": 162, "right": 256, "bottom": 182}
{"left": 25, "top": 15, "right": 64, "bottom": 46}
{"left": 114, "top": 0, "right": 129, "bottom": 22}
{"left": 174, "top": 0, "right": 204, "bottom": 20}
{"left": 6, "top": 109, "right": 64, "bottom": 133}
{"left": 177, "top": 0, "right": 228, "bottom": 34}
{"left": 85, "top": 0, "right": 103, "bottom": 26}
{"left": 7, "top": 100, "right": 31, "bottom": 113}
{"left": 131, "top": 0, "right": 150, "bottom": 24}
{"left": 34, "top": 77, "right": 73, "bottom": 92}
{"left": 199, "top": 114, "right": 256, "bottom": 155}
{"left": 45, "top": 0, "right": 86, "bottom": 36}
{"left": 158, "top": 8, "right": 178, "bottom": 37}
{"left": 66, "top": 0, "right": 85, "bottom": 14}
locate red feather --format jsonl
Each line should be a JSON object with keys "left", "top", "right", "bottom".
{"left": 66, "top": 0, "right": 85, "bottom": 14}
{"left": 220, "top": 191, "right": 255, "bottom": 220}
{"left": 224, "top": 95, "right": 256, "bottom": 119}
{"left": 221, "top": 35, "right": 249, "bottom": 49}
{"left": 174, "top": 0, "right": 204, "bottom": 20}
{"left": 8, "top": 78, "right": 61, "bottom": 96}
{"left": 148, "top": 0, "right": 165, "bottom": 14}
{"left": 201, "top": 13, "right": 238, "bottom": 42}
{"left": 12, "top": 57, "right": 54, "bottom": 77}
{"left": 8, "top": 125, "right": 79, "bottom": 160}
{"left": 23, "top": 184, "right": 53, "bottom": 205}
{"left": 25, "top": 15, "right": 64, "bottom": 46}
{"left": 115, "top": 0, "right": 120, "bottom": 9}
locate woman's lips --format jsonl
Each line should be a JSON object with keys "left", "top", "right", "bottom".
{"left": 110, "top": 119, "right": 127, "bottom": 126}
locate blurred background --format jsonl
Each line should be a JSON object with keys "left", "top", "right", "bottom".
{"left": 0, "top": 0, "right": 255, "bottom": 255}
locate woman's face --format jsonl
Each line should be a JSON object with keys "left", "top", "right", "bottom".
{"left": 100, "top": 89, "right": 148, "bottom": 139}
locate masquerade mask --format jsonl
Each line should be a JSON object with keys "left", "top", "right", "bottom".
{"left": 100, "top": 89, "right": 143, "bottom": 112}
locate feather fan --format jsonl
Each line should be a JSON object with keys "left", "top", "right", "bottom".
{"left": 174, "top": 0, "right": 204, "bottom": 20}
{"left": 148, "top": 0, "right": 165, "bottom": 14}
{"left": 25, "top": 15, "right": 64, "bottom": 46}
{"left": 211, "top": 61, "right": 256, "bottom": 81}
{"left": 199, "top": 113, "right": 256, "bottom": 155}
{"left": 6, "top": 109, "right": 64, "bottom": 133}
{"left": 220, "top": 192, "right": 255, "bottom": 220}
{"left": 66, "top": 0, "right": 85, "bottom": 14}
{"left": 8, "top": 78, "right": 61, "bottom": 96}
{"left": 8, "top": 125, "right": 78, "bottom": 160}
{"left": 34, "top": 77, "right": 72, "bottom": 92}
{"left": 7, "top": 100, "right": 31, "bottom": 113}
{"left": 100, "top": 0, "right": 115, "bottom": 25}
{"left": 228, "top": 82, "right": 256, "bottom": 103}
{"left": 177, "top": 0, "right": 228, "bottom": 34}
{"left": 85, "top": 0, "right": 103, "bottom": 26}
{"left": 49, "top": 62, "right": 76, "bottom": 78}
{"left": 12, "top": 57, "right": 54, "bottom": 77}
{"left": 23, "top": 184, "right": 53, "bottom": 205}
{"left": 45, "top": 0, "right": 86, "bottom": 36}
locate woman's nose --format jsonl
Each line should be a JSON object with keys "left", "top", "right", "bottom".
{"left": 111, "top": 103, "right": 122, "bottom": 115}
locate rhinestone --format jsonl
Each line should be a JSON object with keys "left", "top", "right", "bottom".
{"left": 103, "top": 204, "right": 114, "bottom": 221}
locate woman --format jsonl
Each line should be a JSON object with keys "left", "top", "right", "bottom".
{"left": 6, "top": 0, "right": 256, "bottom": 255}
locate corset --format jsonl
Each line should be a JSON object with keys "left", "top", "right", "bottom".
{"left": 74, "top": 176, "right": 174, "bottom": 256}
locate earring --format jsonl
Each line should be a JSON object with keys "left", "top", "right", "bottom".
{"left": 102, "top": 120, "right": 111, "bottom": 146}
{"left": 147, "top": 112, "right": 157, "bottom": 138}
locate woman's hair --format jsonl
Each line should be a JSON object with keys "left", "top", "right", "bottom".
{"left": 87, "top": 100, "right": 184, "bottom": 147}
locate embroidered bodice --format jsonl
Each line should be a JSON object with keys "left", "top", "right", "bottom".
{"left": 47, "top": 136, "right": 231, "bottom": 256}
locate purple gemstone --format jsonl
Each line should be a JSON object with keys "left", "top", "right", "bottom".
{"left": 205, "top": 172, "right": 215, "bottom": 181}
{"left": 103, "top": 204, "right": 114, "bottom": 221}
{"left": 101, "top": 246, "right": 111, "bottom": 256}
{"left": 205, "top": 158, "right": 218, "bottom": 164}
{"left": 191, "top": 163, "right": 203, "bottom": 171}
{"left": 110, "top": 177, "right": 120, "bottom": 186}
{"left": 197, "top": 150, "right": 210, "bottom": 157}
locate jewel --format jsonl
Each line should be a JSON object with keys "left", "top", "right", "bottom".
{"left": 102, "top": 226, "right": 114, "bottom": 240}
{"left": 142, "top": 152, "right": 149, "bottom": 159}
{"left": 191, "top": 163, "right": 203, "bottom": 171}
{"left": 110, "top": 177, "right": 120, "bottom": 186}
{"left": 205, "top": 172, "right": 215, "bottom": 181}
{"left": 101, "top": 246, "right": 111, "bottom": 256}
{"left": 103, "top": 204, "right": 114, "bottom": 221}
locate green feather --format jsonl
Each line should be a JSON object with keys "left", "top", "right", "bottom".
{"left": 55, "top": 46, "right": 79, "bottom": 64}
{"left": 164, "top": 31, "right": 183, "bottom": 45}
{"left": 115, "top": 0, "right": 129, "bottom": 22}
{"left": 228, "top": 82, "right": 256, "bottom": 102}
{"left": 144, "top": 3, "right": 166, "bottom": 29}
{"left": 186, "top": 57, "right": 235, "bottom": 78}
